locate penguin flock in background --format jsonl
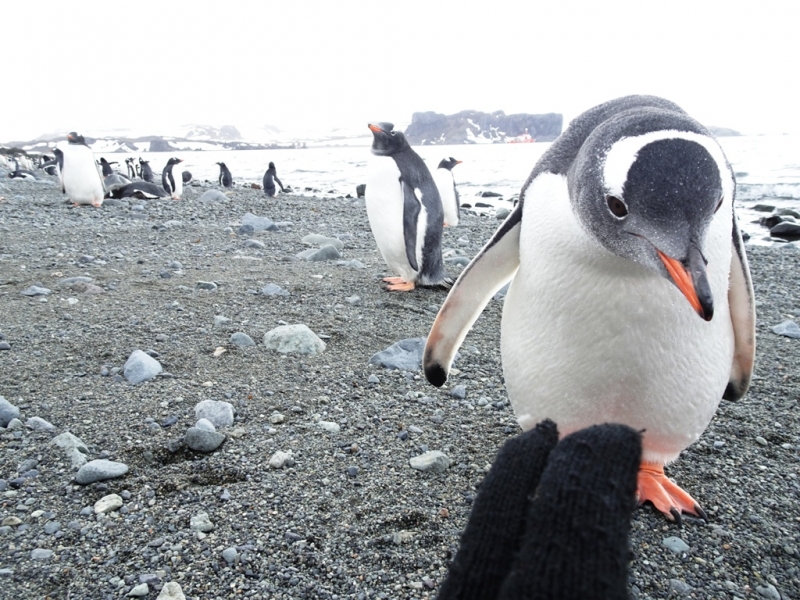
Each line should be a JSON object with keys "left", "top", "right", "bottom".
{"left": 422, "top": 95, "right": 755, "bottom": 522}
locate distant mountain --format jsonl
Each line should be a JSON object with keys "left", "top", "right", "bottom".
{"left": 708, "top": 126, "right": 741, "bottom": 137}
{"left": 404, "top": 110, "right": 563, "bottom": 145}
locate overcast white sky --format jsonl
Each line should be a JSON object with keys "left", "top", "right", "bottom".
{"left": 2, "top": 0, "right": 797, "bottom": 142}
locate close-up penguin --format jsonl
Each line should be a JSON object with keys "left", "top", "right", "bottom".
{"left": 423, "top": 95, "right": 755, "bottom": 523}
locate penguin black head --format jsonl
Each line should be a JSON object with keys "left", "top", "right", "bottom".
{"left": 571, "top": 107, "right": 733, "bottom": 322}
{"left": 438, "top": 157, "right": 462, "bottom": 170}
{"left": 368, "top": 122, "right": 409, "bottom": 156}
{"left": 67, "top": 132, "right": 87, "bottom": 145}
{"left": 166, "top": 157, "right": 183, "bottom": 167}
{"left": 268, "top": 162, "right": 275, "bottom": 169}
{"left": 217, "top": 162, "right": 227, "bottom": 168}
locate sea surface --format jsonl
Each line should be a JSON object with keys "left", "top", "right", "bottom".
{"left": 98, "top": 134, "right": 800, "bottom": 246}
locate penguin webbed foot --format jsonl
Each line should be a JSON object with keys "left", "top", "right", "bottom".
{"left": 637, "top": 463, "right": 707, "bottom": 525}
{"left": 382, "top": 276, "right": 416, "bottom": 292}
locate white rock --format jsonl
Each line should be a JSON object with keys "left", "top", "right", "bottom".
{"left": 269, "top": 451, "right": 294, "bottom": 469}
{"left": 157, "top": 582, "right": 186, "bottom": 600}
{"left": 317, "top": 421, "right": 341, "bottom": 434}
{"left": 94, "top": 494, "right": 123, "bottom": 514}
{"left": 194, "top": 400, "right": 234, "bottom": 428}
{"left": 123, "top": 349, "right": 163, "bottom": 384}
{"left": 128, "top": 583, "right": 149, "bottom": 597}
{"left": 190, "top": 512, "right": 214, "bottom": 532}
{"left": 263, "top": 324, "right": 326, "bottom": 355}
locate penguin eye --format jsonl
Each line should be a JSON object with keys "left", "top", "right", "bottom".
{"left": 390, "top": 131, "right": 396, "bottom": 136}
{"left": 714, "top": 196, "right": 724, "bottom": 213}
{"left": 606, "top": 195, "right": 628, "bottom": 218}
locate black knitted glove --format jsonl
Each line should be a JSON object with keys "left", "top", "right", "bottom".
{"left": 438, "top": 422, "right": 641, "bottom": 600}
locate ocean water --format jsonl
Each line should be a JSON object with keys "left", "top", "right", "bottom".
{"left": 97, "top": 134, "right": 800, "bottom": 245}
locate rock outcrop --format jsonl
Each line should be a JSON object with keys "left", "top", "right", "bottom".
{"left": 404, "top": 110, "right": 563, "bottom": 145}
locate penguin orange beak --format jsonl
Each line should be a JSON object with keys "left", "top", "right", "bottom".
{"left": 368, "top": 124, "right": 383, "bottom": 133}
{"left": 657, "top": 249, "right": 713, "bottom": 321}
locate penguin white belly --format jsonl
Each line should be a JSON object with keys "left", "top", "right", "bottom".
{"left": 433, "top": 168, "right": 458, "bottom": 227}
{"left": 501, "top": 173, "right": 734, "bottom": 464}
{"left": 62, "top": 146, "right": 104, "bottom": 206}
{"left": 365, "top": 155, "right": 418, "bottom": 282}
{"left": 171, "top": 171, "right": 183, "bottom": 199}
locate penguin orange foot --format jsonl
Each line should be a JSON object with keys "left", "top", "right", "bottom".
{"left": 382, "top": 277, "right": 415, "bottom": 292}
{"left": 637, "top": 463, "right": 707, "bottom": 524}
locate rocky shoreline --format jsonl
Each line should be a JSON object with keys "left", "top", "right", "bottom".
{"left": 0, "top": 176, "right": 799, "bottom": 599}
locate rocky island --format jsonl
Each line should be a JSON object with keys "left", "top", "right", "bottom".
{"left": 404, "top": 110, "right": 563, "bottom": 145}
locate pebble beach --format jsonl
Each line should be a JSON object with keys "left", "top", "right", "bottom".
{"left": 0, "top": 176, "right": 799, "bottom": 599}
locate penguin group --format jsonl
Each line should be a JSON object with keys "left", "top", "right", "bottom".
{"left": 421, "top": 95, "right": 755, "bottom": 522}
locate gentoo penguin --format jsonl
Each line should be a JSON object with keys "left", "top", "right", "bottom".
{"left": 40, "top": 158, "right": 59, "bottom": 176}
{"left": 432, "top": 157, "right": 462, "bottom": 227}
{"left": 161, "top": 157, "right": 184, "bottom": 199}
{"left": 111, "top": 181, "right": 170, "bottom": 200}
{"left": 57, "top": 132, "right": 105, "bottom": 207}
{"left": 262, "top": 162, "right": 285, "bottom": 197}
{"left": 217, "top": 162, "right": 232, "bottom": 188}
{"left": 182, "top": 170, "right": 192, "bottom": 184}
{"left": 423, "top": 95, "right": 756, "bottom": 522}
{"left": 139, "top": 158, "right": 154, "bottom": 182}
{"left": 103, "top": 173, "right": 132, "bottom": 194}
{"left": 366, "top": 122, "right": 451, "bottom": 291}
{"left": 99, "top": 157, "right": 118, "bottom": 177}
{"left": 125, "top": 157, "right": 136, "bottom": 179}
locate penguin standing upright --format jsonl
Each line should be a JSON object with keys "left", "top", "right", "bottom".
{"left": 99, "top": 157, "right": 117, "bottom": 177}
{"left": 365, "top": 122, "right": 450, "bottom": 291}
{"left": 57, "top": 132, "right": 105, "bottom": 207}
{"left": 217, "top": 162, "right": 232, "bottom": 188}
{"left": 139, "top": 158, "right": 153, "bottom": 182}
{"left": 161, "top": 157, "right": 184, "bottom": 199}
{"left": 125, "top": 158, "right": 136, "bottom": 179}
{"left": 423, "top": 95, "right": 756, "bottom": 522}
{"left": 432, "top": 157, "right": 462, "bottom": 227}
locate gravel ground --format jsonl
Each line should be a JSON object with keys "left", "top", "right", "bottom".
{"left": 0, "top": 175, "right": 799, "bottom": 600}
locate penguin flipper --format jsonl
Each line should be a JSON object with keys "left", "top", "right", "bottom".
{"left": 402, "top": 180, "right": 421, "bottom": 272}
{"left": 724, "top": 218, "right": 756, "bottom": 401}
{"left": 424, "top": 206, "right": 522, "bottom": 387}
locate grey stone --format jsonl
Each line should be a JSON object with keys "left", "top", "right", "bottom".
{"left": 368, "top": 374, "right": 380, "bottom": 384}
{"left": 230, "top": 332, "right": 256, "bottom": 347}
{"left": 194, "top": 418, "right": 215, "bottom": 431}
{"left": 21, "top": 286, "right": 51, "bottom": 296}
{"left": 662, "top": 536, "right": 690, "bottom": 554}
{"left": 369, "top": 338, "right": 425, "bottom": 371}
{"left": 771, "top": 221, "right": 800, "bottom": 239}
{"left": 196, "top": 281, "right": 217, "bottom": 290}
{"left": 26, "top": 416, "right": 55, "bottom": 431}
{"left": 493, "top": 282, "right": 511, "bottom": 300}
{"left": 450, "top": 385, "right": 467, "bottom": 399}
{"left": 301, "top": 234, "right": 344, "bottom": 250}
{"left": 771, "top": 320, "right": 800, "bottom": 339}
{"left": 336, "top": 259, "right": 366, "bottom": 269}
{"left": 243, "top": 239, "right": 265, "bottom": 249}
{"left": 409, "top": 451, "right": 450, "bottom": 473}
{"left": 75, "top": 460, "right": 129, "bottom": 485}
{"left": 0, "top": 396, "right": 20, "bottom": 427}
{"left": 222, "top": 547, "right": 239, "bottom": 565}
{"left": 31, "top": 548, "right": 53, "bottom": 560}
{"left": 345, "top": 295, "right": 361, "bottom": 305}
{"left": 297, "top": 244, "right": 342, "bottom": 261}
{"left": 128, "top": 583, "right": 149, "bottom": 597}
{"left": 185, "top": 427, "right": 225, "bottom": 452}
{"left": 199, "top": 190, "right": 228, "bottom": 202}
{"left": 123, "top": 349, "right": 163, "bottom": 384}
{"left": 241, "top": 212, "right": 278, "bottom": 232}
{"left": 668, "top": 579, "right": 693, "bottom": 596}
{"left": 194, "top": 400, "right": 235, "bottom": 428}
{"left": 317, "top": 421, "right": 341, "bottom": 434}
{"left": 57, "top": 276, "right": 93, "bottom": 287}
{"left": 49, "top": 432, "right": 89, "bottom": 468}
{"left": 213, "top": 315, "right": 231, "bottom": 328}
{"left": 756, "top": 584, "right": 781, "bottom": 600}
{"left": 261, "top": 283, "right": 290, "bottom": 296}
{"left": 495, "top": 207, "right": 511, "bottom": 220}
{"left": 190, "top": 512, "right": 214, "bottom": 532}
{"left": 0, "top": 342, "right": 10, "bottom": 350}
{"left": 263, "top": 324, "right": 326, "bottom": 355}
